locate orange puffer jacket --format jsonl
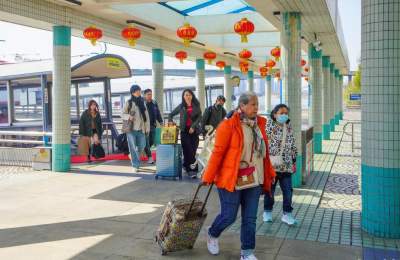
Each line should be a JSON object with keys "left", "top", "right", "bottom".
{"left": 202, "top": 112, "right": 276, "bottom": 192}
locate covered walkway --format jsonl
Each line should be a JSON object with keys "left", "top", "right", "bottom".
{"left": 0, "top": 109, "right": 399, "bottom": 259}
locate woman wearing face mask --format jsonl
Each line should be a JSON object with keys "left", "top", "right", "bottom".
{"left": 263, "top": 104, "right": 298, "bottom": 226}
{"left": 202, "top": 92, "right": 275, "bottom": 260}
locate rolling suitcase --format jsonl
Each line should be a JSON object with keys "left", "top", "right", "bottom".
{"left": 155, "top": 183, "right": 213, "bottom": 255}
{"left": 155, "top": 144, "right": 182, "bottom": 180}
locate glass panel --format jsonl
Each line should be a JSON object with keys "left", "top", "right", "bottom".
{"left": 70, "top": 84, "right": 78, "bottom": 119}
{"left": 13, "top": 86, "right": 43, "bottom": 122}
{"left": 78, "top": 82, "right": 106, "bottom": 118}
{"left": 166, "top": 0, "right": 210, "bottom": 12}
{"left": 170, "top": 90, "right": 182, "bottom": 112}
{"left": 0, "top": 87, "right": 8, "bottom": 124}
{"left": 189, "top": 0, "right": 247, "bottom": 16}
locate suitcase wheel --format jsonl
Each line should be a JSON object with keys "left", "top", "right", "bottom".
{"left": 161, "top": 249, "right": 167, "bottom": 255}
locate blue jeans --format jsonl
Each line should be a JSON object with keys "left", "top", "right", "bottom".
{"left": 144, "top": 126, "right": 155, "bottom": 157}
{"left": 264, "top": 173, "right": 293, "bottom": 213}
{"left": 126, "top": 130, "right": 146, "bottom": 168}
{"left": 209, "top": 186, "right": 262, "bottom": 251}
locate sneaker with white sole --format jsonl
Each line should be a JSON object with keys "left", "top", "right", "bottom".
{"left": 240, "top": 253, "right": 258, "bottom": 260}
{"left": 281, "top": 213, "right": 297, "bottom": 226}
{"left": 263, "top": 211, "right": 272, "bottom": 222}
{"left": 132, "top": 167, "right": 139, "bottom": 173}
{"left": 147, "top": 158, "right": 154, "bottom": 164}
{"left": 206, "top": 227, "right": 219, "bottom": 255}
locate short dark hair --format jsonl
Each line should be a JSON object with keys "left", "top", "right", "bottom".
{"left": 144, "top": 89, "right": 152, "bottom": 94}
{"left": 270, "top": 104, "right": 290, "bottom": 121}
{"left": 217, "top": 95, "right": 226, "bottom": 102}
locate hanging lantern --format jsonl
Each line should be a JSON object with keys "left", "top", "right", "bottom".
{"left": 266, "top": 59, "right": 276, "bottom": 69}
{"left": 275, "top": 71, "right": 280, "bottom": 79}
{"left": 177, "top": 23, "right": 197, "bottom": 47}
{"left": 83, "top": 26, "right": 103, "bottom": 46}
{"left": 239, "top": 61, "right": 249, "bottom": 73}
{"left": 259, "top": 66, "right": 268, "bottom": 75}
{"left": 270, "top": 46, "right": 281, "bottom": 61}
{"left": 216, "top": 61, "right": 226, "bottom": 70}
{"left": 301, "top": 59, "right": 307, "bottom": 67}
{"left": 260, "top": 72, "right": 267, "bottom": 78}
{"left": 304, "top": 67, "right": 309, "bottom": 72}
{"left": 239, "top": 49, "right": 252, "bottom": 60}
{"left": 305, "top": 77, "right": 309, "bottom": 82}
{"left": 175, "top": 51, "right": 187, "bottom": 63}
{"left": 121, "top": 25, "right": 141, "bottom": 46}
{"left": 203, "top": 51, "right": 216, "bottom": 64}
{"left": 234, "top": 18, "right": 254, "bottom": 43}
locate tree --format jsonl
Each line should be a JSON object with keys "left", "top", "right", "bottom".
{"left": 344, "top": 65, "right": 361, "bottom": 106}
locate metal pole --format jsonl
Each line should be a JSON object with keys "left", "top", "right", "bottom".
{"left": 351, "top": 123, "right": 354, "bottom": 153}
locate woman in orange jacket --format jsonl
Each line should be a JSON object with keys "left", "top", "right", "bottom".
{"left": 202, "top": 92, "right": 276, "bottom": 260}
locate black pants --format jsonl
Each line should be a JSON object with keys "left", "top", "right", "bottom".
{"left": 144, "top": 126, "right": 156, "bottom": 157}
{"left": 181, "top": 128, "right": 199, "bottom": 172}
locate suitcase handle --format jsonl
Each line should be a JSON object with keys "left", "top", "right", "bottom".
{"left": 186, "top": 183, "right": 214, "bottom": 218}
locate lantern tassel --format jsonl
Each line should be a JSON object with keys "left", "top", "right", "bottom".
{"left": 240, "top": 35, "right": 248, "bottom": 43}
{"left": 90, "top": 39, "right": 97, "bottom": 46}
{"left": 183, "top": 39, "right": 190, "bottom": 47}
{"left": 128, "top": 39, "right": 136, "bottom": 47}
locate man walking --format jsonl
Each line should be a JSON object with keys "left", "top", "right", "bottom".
{"left": 201, "top": 95, "right": 227, "bottom": 134}
{"left": 144, "top": 89, "right": 163, "bottom": 163}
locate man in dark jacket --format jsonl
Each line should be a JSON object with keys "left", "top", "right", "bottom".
{"left": 144, "top": 89, "right": 163, "bottom": 163}
{"left": 201, "top": 95, "right": 227, "bottom": 135}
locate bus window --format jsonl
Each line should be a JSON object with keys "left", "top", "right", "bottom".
{"left": 78, "top": 82, "right": 106, "bottom": 118}
{"left": 0, "top": 87, "right": 8, "bottom": 124}
{"left": 13, "top": 86, "right": 43, "bottom": 122}
{"left": 70, "top": 84, "right": 78, "bottom": 119}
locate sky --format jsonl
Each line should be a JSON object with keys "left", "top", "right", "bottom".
{"left": 0, "top": 0, "right": 361, "bottom": 71}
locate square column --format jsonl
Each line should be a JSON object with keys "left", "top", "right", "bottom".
{"left": 339, "top": 75, "right": 343, "bottom": 120}
{"left": 196, "top": 59, "right": 205, "bottom": 112}
{"left": 223, "top": 65, "right": 233, "bottom": 111}
{"left": 309, "top": 44, "right": 323, "bottom": 153}
{"left": 247, "top": 70, "right": 254, "bottom": 92}
{"left": 152, "top": 49, "right": 164, "bottom": 116}
{"left": 334, "top": 69, "right": 340, "bottom": 125}
{"left": 322, "top": 56, "right": 331, "bottom": 140}
{"left": 281, "top": 12, "right": 302, "bottom": 187}
{"left": 361, "top": 0, "right": 400, "bottom": 238}
{"left": 265, "top": 75, "right": 272, "bottom": 112}
{"left": 329, "top": 63, "right": 336, "bottom": 132}
{"left": 52, "top": 25, "right": 71, "bottom": 172}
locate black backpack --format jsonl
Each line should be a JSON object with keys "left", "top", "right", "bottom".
{"left": 116, "top": 133, "right": 130, "bottom": 155}
{"left": 92, "top": 143, "right": 105, "bottom": 159}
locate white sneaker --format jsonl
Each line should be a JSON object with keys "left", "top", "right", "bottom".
{"left": 240, "top": 253, "right": 258, "bottom": 260}
{"left": 132, "top": 167, "right": 139, "bottom": 173}
{"left": 206, "top": 227, "right": 219, "bottom": 255}
{"left": 281, "top": 213, "right": 298, "bottom": 226}
{"left": 147, "top": 157, "right": 154, "bottom": 164}
{"left": 263, "top": 211, "right": 272, "bottom": 222}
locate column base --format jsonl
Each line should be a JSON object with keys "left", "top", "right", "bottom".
{"left": 361, "top": 164, "right": 400, "bottom": 238}
{"left": 330, "top": 119, "right": 335, "bottom": 132}
{"left": 335, "top": 113, "right": 340, "bottom": 125}
{"left": 339, "top": 111, "right": 343, "bottom": 120}
{"left": 323, "top": 124, "right": 330, "bottom": 140}
{"left": 313, "top": 133, "right": 322, "bottom": 154}
{"left": 292, "top": 155, "right": 302, "bottom": 188}
{"left": 52, "top": 143, "right": 71, "bottom": 172}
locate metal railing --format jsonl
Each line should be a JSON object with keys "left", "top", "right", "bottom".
{"left": 343, "top": 121, "right": 361, "bottom": 153}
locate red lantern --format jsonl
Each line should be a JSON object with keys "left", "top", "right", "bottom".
{"left": 203, "top": 51, "right": 216, "bottom": 64}
{"left": 216, "top": 61, "right": 226, "bottom": 70}
{"left": 304, "top": 67, "right": 309, "bottom": 72}
{"left": 234, "top": 18, "right": 254, "bottom": 43}
{"left": 305, "top": 77, "right": 309, "bottom": 81}
{"left": 175, "top": 51, "right": 187, "bottom": 63}
{"left": 259, "top": 66, "right": 268, "bottom": 75}
{"left": 301, "top": 59, "right": 307, "bottom": 67}
{"left": 177, "top": 23, "right": 197, "bottom": 47}
{"left": 266, "top": 59, "right": 276, "bottom": 69}
{"left": 270, "top": 46, "right": 281, "bottom": 61}
{"left": 260, "top": 72, "right": 267, "bottom": 78}
{"left": 239, "top": 61, "right": 249, "bottom": 73}
{"left": 275, "top": 71, "right": 280, "bottom": 79}
{"left": 121, "top": 25, "right": 141, "bottom": 47}
{"left": 239, "top": 49, "right": 252, "bottom": 60}
{"left": 83, "top": 26, "right": 102, "bottom": 46}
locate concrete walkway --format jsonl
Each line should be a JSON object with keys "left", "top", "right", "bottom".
{"left": 0, "top": 109, "right": 398, "bottom": 260}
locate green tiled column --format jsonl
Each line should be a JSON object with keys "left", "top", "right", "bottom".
{"left": 52, "top": 25, "right": 71, "bottom": 172}
{"left": 322, "top": 56, "right": 331, "bottom": 140}
{"left": 265, "top": 75, "right": 272, "bottom": 112}
{"left": 247, "top": 70, "right": 254, "bottom": 92}
{"left": 309, "top": 44, "right": 323, "bottom": 154}
{"left": 339, "top": 75, "right": 343, "bottom": 120}
{"left": 329, "top": 63, "right": 335, "bottom": 132}
{"left": 152, "top": 49, "right": 164, "bottom": 115}
{"left": 223, "top": 65, "right": 233, "bottom": 111}
{"left": 334, "top": 69, "right": 340, "bottom": 125}
{"left": 361, "top": 0, "right": 400, "bottom": 239}
{"left": 281, "top": 12, "right": 302, "bottom": 187}
{"left": 196, "top": 59, "right": 205, "bottom": 112}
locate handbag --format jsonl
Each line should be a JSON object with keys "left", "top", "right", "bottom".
{"left": 122, "top": 102, "right": 135, "bottom": 133}
{"left": 270, "top": 124, "right": 287, "bottom": 168}
{"left": 236, "top": 141, "right": 259, "bottom": 190}
{"left": 92, "top": 143, "right": 105, "bottom": 159}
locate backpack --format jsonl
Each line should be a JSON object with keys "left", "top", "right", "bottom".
{"left": 116, "top": 133, "right": 129, "bottom": 155}
{"left": 92, "top": 143, "right": 105, "bottom": 159}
